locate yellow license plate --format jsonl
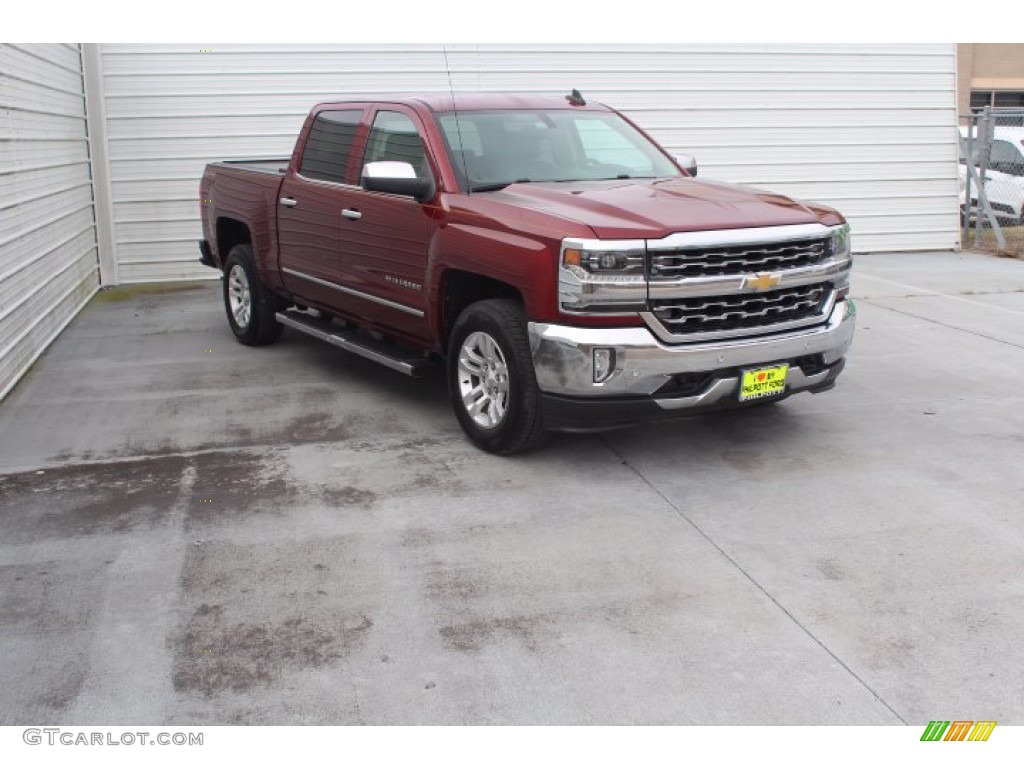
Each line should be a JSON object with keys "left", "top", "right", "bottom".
{"left": 739, "top": 364, "right": 789, "bottom": 402}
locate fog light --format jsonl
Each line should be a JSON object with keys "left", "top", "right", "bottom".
{"left": 593, "top": 348, "right": 615, "bottom": 383}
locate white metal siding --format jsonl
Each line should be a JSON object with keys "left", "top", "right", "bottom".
{"left": 97, "top": 43, "right": 959, "bottom": 283}
{"left": 0, "top": 43, "right": 99, "bottom": 399}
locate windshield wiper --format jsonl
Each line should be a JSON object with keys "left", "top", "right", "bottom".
{"left": 551, "top": 175, "right": 651, "bottom": 183}
{"left": 469, "top": 179, "right": 531, "bottom": 193}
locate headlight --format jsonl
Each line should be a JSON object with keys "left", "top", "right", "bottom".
{"left": 828, "top": 223, "right": 851, "bottom": 261}
{"left": 827, "top": 224, "right": 852, "bottom": 301}
{"left": 559, "top": 239, "right": 647, "bottom": 313}
{"left": 562, "top": 247, "right": 645, "bottom": 276}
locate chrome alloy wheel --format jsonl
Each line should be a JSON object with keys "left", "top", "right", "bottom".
{"left": 228, "top": 264, "right": 252, "bottom": 329}
{"left": 457, "top": 331, "right": 510, "bottom": 429}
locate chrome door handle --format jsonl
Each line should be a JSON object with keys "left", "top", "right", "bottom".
{"left": 341, "top": 209, "right": 362, "bottom": 220}
{"left": 279, "top": 197, "right": 298, "bottom": 208}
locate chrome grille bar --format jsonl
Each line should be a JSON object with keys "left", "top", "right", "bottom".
{"left": 650, "top": 282, "right": 831, "bottom": 339}
{"left": 649, "top": 238, "right": 828, "bottom": 279}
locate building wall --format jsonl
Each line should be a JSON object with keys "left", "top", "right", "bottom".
{"left": 0, "top": 43, "right": 100, "bottom": 400}
{"left": 957, "top": 43, "right": 1024, "bottom": 115}
{"left": 92, "top": 43, "right": 960, "bottom": 283}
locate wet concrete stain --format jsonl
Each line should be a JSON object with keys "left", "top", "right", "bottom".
{"left": 400, "top": 526, "right": 440, "bottom": 549}
{"left": 58, "top": 395, "right": 360, "bottom": 461}
{"left": 284, "top": 412, "right": 353, "bottom": 444}
{"left": 172, "top": 606, "right": 373, "bottom": 697}
{"left": 389, "top": 446, "right": 471, "bottom": 500}
{"left": 408, "top": 473, "right": 452, "bottom": 492}
{"left": 817, "top": 558, "right": 846, "bottom": 581}
{"left": 321, "top": 485, "right": 378, "bottom": 508}
{"left": 172, "top": 536, "right": 373, "bottom": 696}
{"left": 425, "top": 567, "right": 484, "bottom": 603}
{"left": 0, "top": 562, "right": 101, "bottom": 633}
{"left": 347, "top": 435, "right": 448, "bottom": 454}
{"left": 35, "top": 658, "right": 88, "bottom": 710}
{"left": 0, "top": 456, "right": 188, "bottom": 540}
{"left": 0, "top": 561, "right": 99, "bottom": 719}
{"left": 720, "top": 449, "right": 766, "bottom": 472}
{"left": 400, "top": 521, "right": 520, "bottom": 552}
{"left": 439, "top": 615, "right": 549, "bottom": 653}
{"left": 187, "top": 450, "right": 298, "bottom": 527}
{"left": 415, "top": 530, "right": 689, "bottom": 656}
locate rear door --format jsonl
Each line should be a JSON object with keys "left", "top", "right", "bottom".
{"left": 277, "top": 105, "right": 369, "bottom": 309}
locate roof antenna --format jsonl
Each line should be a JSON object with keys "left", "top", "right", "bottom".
{"left": 566, "top": 89, "right": 586, "bottom": 106}
{"left": 442, "top": 45, "right": 471, "bottom": 194}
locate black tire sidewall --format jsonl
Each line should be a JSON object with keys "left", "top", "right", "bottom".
{"left": 447, "top": 301, "right": 541, "bottom": 453}
{"left": 223, "top": 245, "right": 279, "bottom": 345}
{"left": 223, "top": 249, "right": 258, "bottom": 343}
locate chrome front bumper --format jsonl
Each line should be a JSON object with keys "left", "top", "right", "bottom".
{"left": 528, "top": 299, "right": 856, "bottom": 415}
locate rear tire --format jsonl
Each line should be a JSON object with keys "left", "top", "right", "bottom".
{"left": 447, "top": 299, "right": 549, "bottom": 455}
{"left": 223, "top": 244, "right": 282, "bottom": 346}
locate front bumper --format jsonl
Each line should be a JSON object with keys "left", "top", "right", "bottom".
{"left": 528, "top": 299, "right": 856, "bottom": 430}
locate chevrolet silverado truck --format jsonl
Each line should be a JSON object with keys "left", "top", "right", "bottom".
{"left": 199, "top": 93, "right": 855, "bottom": 454}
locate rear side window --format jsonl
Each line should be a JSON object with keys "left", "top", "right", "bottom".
{"left": 299, "top": 110, "right": 362, "bottom": 183}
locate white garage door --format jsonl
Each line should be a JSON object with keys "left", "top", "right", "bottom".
{"left": 94, "top": 43, "right": 959, "bottom": 283}
{"left": 0, "top": 44, "right": 100, "bottom": 399}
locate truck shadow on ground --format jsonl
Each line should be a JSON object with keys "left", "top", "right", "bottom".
{"left": 279, "top": 326, "right": 820, "bottom": 463}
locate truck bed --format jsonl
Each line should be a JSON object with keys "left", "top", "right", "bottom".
{"left": 201, "top": 158, "right": 291, "bottom": 271}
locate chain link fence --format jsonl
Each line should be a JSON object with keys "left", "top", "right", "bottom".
{"left": 960, "top": 108, "right": 1024, "bottom": 255}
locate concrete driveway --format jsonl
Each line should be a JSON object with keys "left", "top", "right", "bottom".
{"left": 1, "top": 251, "right": 1022, "bottom": 725}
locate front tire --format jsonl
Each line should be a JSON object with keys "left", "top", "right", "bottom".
{"left": 447, "top": 299, "right": 548, "bottom": 455}
{"left": 223, "top": 244, "right": 282, "bottom": 346}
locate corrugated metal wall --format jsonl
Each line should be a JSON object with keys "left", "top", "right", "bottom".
{"left": 95, "top": 43, "right": 960, "bottom": 283}
{"left": 0, "top": 43, "right": 100, "bottom": 399}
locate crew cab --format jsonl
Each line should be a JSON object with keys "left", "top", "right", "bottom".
{"left": 199, "top": 93, "right": 855, "bottom": 454}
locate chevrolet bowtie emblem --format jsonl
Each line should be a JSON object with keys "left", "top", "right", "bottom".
{"left": 745, "top": 272, "right": 782, "bottom": 291}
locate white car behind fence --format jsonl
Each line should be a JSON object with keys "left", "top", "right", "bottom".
{"left": 959, "top": 126, "right": 1024, "bottom": 226}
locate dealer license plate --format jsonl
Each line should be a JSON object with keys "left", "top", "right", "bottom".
{"left": 739, "top": 363, "right": 789, "bottom": 402}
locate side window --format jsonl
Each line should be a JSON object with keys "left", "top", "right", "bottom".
{"left": 299, "top": 110, "right": 362, "bottom": 183}
{"left": 573, "top": 117, "right": 651, "bottom": 170}
{"left": 363, "top": 111, "right": 431, "bottom": 180}
{"left": 990, "top": 140, "right": 1024, "bottom": 175}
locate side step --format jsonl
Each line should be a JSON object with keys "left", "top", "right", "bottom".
{"left": 276, "top": 310, "right": 433, "bottom": 377}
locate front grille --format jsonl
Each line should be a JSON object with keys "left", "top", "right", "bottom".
{"left": 651, "top": 282, "right": 830, "bottom": 336}
{"left": 649, "top": 237, "right": 828, "bottom": 279}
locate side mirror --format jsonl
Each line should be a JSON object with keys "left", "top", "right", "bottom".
{"left": 675, "top": 154, "right": 698, "bottom": 177}
{"left": 361, "top": 161, "right": 435, "bottom": 202}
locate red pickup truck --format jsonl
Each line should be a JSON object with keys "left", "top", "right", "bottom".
{"left": 199, "top": 93, "right": 855, "bottom": 454}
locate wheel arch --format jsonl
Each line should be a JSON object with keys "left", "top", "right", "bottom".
{"left": 438, "top": 269, "right": 524, "bottom": 349}
{"left": 216, "top": 217, "right": 252, "bottom": 268}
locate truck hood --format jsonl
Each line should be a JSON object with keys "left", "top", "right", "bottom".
{"left": 482, "top": 177, "right": 836, "bottom": 239}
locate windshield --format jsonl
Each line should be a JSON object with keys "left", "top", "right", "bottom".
{"left": 436, "top": 109, "right": 682, "bottom": 191}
